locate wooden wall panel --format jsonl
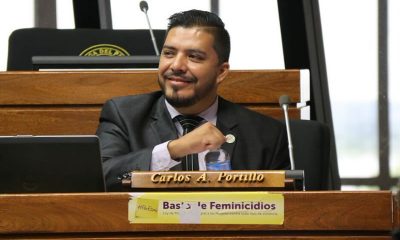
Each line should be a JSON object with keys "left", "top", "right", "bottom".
{"left": 0, "top": 70, "right": 301, "bottom": 105}
{"left": 0, "top": 70, "right": 304, "bottom": 135}
{"left": 0, "top": 107, "right": 100, "bottom": 135}
{"left": 220, "top": 70, "right": 301, "bottom": 104}
{"left": 0, "top": 107, "right": 299, "bottom": 135}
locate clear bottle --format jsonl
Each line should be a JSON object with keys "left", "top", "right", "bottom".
{"left": 205, "top": 149, "right": 231, "bottom": 170}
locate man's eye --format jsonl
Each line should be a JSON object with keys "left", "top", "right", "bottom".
{"left": 162, "top": 50, "right": 174, "bottom": 57}
{"left": 189, "top": 54, "right": 204, "bottom": 61}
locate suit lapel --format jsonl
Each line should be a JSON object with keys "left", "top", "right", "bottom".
{"left": 150, "top": 96, "right": 178, "bottom": 144}
{"left": 149, "top": 97, "right": 183, "bottom": 170}
{"left": 216, "top": 98, "right": 238, "bottom": 164}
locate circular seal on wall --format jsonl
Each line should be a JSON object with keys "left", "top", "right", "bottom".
{"left": 79, "top": 44, "right": 130, "bottom": 56}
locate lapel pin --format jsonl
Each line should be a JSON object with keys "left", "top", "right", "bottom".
{"left": 225, "top": 134, "right": 235, "bottom": 144}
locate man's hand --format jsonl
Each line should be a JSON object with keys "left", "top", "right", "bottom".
{"left": 168, "top": 122, "right": 226, "bottom": 159}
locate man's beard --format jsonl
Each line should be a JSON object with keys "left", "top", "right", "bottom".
{"left": 158, "top": 73, "right": 215, "bottom": 108}
{"left": 165, "top": 91, "right": 199, "bottom": 108}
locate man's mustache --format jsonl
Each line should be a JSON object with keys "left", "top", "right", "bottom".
{"left": 163, "top": 72, "right": 197, "bottom": 83}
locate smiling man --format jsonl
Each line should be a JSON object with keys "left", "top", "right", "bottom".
{"left": 96, "top": 10, "right": 290, "bottom": 191}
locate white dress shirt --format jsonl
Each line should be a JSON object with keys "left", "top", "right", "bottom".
{"left": 150, "top": 98, "right": 218, "bottom": 171}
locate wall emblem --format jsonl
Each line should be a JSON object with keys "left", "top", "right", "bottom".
{"left": 79, "top": 44, "right": 130, "bottom": 56}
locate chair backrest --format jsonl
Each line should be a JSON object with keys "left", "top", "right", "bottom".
{"left": 288, "top": 119, "right": 339, "bottom": 190}
{"left": 7, "top": 28, "right": 166, "bottom": 70}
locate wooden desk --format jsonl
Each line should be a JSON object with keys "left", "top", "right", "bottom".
{"left": 0, "top": 70, "right": 308, "bottom": 135}
{"left": 0, "top": 191, "right": 396, "bottom": 239}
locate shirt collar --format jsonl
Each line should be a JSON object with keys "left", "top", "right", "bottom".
{"left": 165, "top": 97, "right": 218, "bottom": 124}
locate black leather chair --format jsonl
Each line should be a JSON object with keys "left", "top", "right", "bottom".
{"left": 288, "top": 120, "right": 340, "bottom": 190}
{"left": 7, "top": 28, "right": 166, "bottom": 70}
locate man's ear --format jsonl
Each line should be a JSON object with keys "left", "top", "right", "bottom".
{"left": 216, "top": 62, "right": 230, "bottom": 85}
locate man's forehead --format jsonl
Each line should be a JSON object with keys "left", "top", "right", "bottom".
{"left": 166, "top": 26, "right": 214, "bottom": 41}
{"left": 163, "top": 27, "right": 219, "bottom": 60}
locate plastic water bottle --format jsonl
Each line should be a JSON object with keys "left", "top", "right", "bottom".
{"left": 205, "top": 149, "right": 231, "bottom": 170}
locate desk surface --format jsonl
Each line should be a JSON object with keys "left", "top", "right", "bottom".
{"left": 0, "top": 191, "right": 396, "bottom": 239}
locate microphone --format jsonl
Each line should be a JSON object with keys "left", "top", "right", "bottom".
{"left": 139, "top": 1, "right": 160, "bottom": 56}
{"left": 279, "top": 95, "right": 295, "bottom": 170}
{"left": 139, "top": 1, "right": 148, "bottom": 12}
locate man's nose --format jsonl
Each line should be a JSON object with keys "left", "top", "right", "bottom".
{"left": 171, "top": 54, "right": 188, "bottom": 72}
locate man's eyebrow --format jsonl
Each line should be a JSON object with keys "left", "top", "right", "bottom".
{"left": 162, "top": 45, "right": 176, "bottom": 50}
{"left": 187, "top": 49, "right": 207, "bottom": 56}
{"left": 162, "top": 46, "right": 207, "bottom": 56}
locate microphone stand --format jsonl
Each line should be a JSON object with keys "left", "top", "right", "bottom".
{"left": 140, "top": 1, "right": 160, "bottom": 56}
{"left": 279, "top": 95, "right": 295, "bottom": 170}
{"left": 282, "top": 103, "right": 295, "bottom": 170}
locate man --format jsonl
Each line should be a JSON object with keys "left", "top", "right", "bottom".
{"left": 97, "top": 9, "right": 290, "bottom": 191}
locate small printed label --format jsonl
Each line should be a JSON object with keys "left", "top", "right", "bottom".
{"left": 128, "top": 192, "right": 284, "bottom": 225}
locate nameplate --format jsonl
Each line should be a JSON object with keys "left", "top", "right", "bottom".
{"left": 128, "top": 191, "right": 284, "bottom": 224}
{"left": 127, "top": 171, "right": 286, "bottom": 189}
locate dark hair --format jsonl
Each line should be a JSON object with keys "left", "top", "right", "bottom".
{"left": 167, "top": 9, "right": 230, "bottom": 63}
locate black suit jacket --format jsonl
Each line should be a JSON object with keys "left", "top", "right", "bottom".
{"left": 96, "top": 91, "right": 290, "bottom": 191}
